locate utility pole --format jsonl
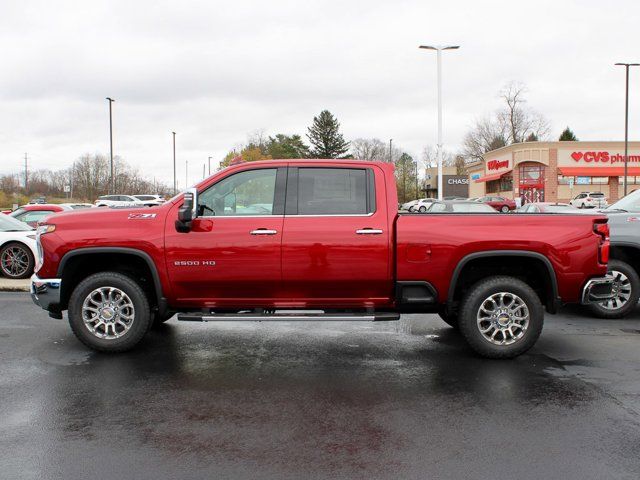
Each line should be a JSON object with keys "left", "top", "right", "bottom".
{"left": 415, "top": 160, "right": 419, "bottom": 199}
{"left": 419, "top": 44, "right": 459, "bottom": 200}
{"left": 615, "top": 62, "right": 639, "bottom": 197}
{"left": 172, "top": 132, "right": 177, "bottom": 194}
{"left": 24, "top": 153, "right": 28, "bottom": 193}
{"left": 106, "top": 97, "right": 115, "bottom": 194}
{"left": 202, "top": 163, "right": 205, "bottom": 179}
{"left": 208, "top": 156, "right": 212, "bottom": 175}
{"left": 389, "top": 139, "right": 393, "bottom": 163}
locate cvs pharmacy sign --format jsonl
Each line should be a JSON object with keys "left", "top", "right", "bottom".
{"left": 571, "top": 151, "right": 640, "bottom": 163}
{"left": 487, "top": 159, "right": 509, "bottom": 171}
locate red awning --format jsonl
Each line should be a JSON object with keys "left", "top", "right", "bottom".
{"left": 474, "top": 169, "right": 512, "bottom": 183}
{"left": 559, "top": 167, "right": 640, "bottom": 176}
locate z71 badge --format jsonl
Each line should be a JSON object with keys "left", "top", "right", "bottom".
{"left": 128, "top": 213, "right": 157, "bottom": 220}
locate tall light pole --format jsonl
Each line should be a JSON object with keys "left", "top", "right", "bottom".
{"left": 389, "top": 139, "right": 393, "bottom": 163}
{"left": 185, "top": 160, "right": 188, "bottom": 188}
{"left": 172, "top": 132, "right": 177, "bottom": 194}
{"left": 615, "top": 62, "right": 639, "bottom": 197}
{"left": 419, "top": 45, "right": 459, "bottom": 200}
{"left": 106, "top": 97, "right": 115, "bottom": 194}
{"left": 208, "top": 156, "right": 212, "bottom": 176}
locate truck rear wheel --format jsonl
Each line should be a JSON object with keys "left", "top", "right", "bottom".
{"left": 68, "top": 272, "right": 151, "bottom": 352}
{"left": 588, "top": 259, "right": 639, "bottom": 319}
{"left": 458, "top": 276, "right": 543, "bottom": 359}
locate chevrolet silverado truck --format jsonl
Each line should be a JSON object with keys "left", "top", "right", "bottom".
{"left": 30, "top": 160, "right": 613, "bottom": 358}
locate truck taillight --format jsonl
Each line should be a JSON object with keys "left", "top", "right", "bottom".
{"left": 593, "top": 221, "right": 610, "bottom": 264}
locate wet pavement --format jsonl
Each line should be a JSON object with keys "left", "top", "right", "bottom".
{"left": 1, "top": 292, "right": 640, "bottom": 480}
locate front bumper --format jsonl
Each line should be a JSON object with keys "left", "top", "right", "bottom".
{"left": 30, "top": 274, "right": 62, "bottom": 312}
{"left": 581, "top": 275, "right": 614, "bottom": 304}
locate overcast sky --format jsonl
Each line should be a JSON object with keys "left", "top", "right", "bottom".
{"left": 1, "top": 0, "right": 639, "bottom": 188}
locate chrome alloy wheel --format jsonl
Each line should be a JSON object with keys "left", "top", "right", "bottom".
{"left": 477, "top": 292, "right": 529, "bottom": 345}
{"left": 1, "top": 245, "right": 30, "bottom": 278}
{"left": 600, "top": 270, "right": 632, "bottom": 311}
{"left": 82, "top": 287, "right": 135, "bottom": 339}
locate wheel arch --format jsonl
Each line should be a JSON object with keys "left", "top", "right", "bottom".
{"left": 448, "top": 250, "right": 560, "bottom": 314}
{"left": 609, "top": 243, "right": 640, "bottom": 274}
{"left": 57, "top": 247, "right": 166, "bottom": 313}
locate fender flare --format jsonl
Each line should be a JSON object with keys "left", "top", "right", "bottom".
{"left": 57, "top": 247, "right": 165, "bottom": 308}
{"left": 447, "top": 250, "right": 560, "bottom": 311}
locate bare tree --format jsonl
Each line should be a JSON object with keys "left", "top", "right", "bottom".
{"left": 351, "top": 138, "right": 387, "bottom": 161}
{"left": 462, "top": 116, "right": 509, "bottom": 161}
{"left": 498, "top": 81, "right": 550, "bottom": 144}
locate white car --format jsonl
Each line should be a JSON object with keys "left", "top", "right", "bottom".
{"left": 0, "top": 214, "right": 38, "bottom": 279}
{"left": 401, "top": 199, "right": 420, "bottom": 211}
{"left": 569, "top": 192, "right": 608, "bottom": 209}
{"left": 94, "top": 195, "right": 146, "bottom": 208}
{"left": 411, "top": 198, "right": 437, "bottom": 213}
{"left": 132, "top": 195, "right": 165, "bottom": 207}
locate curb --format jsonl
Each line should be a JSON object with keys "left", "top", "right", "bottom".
{"left": 0, "top": 280, "right": 30, "bottom": 293}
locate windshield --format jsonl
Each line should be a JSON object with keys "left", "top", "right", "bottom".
{"left": 134, "top": 195, "right": 155, "bottom": 201}
{"left": 0, "top": 213, "right": 33, "bottom": 231}
{"left": 545, "top": 204, "right": 575, "bottom": 212}
{"left": 451, "top": 203, "right": 495, "bottom": 212}
{"left": 607, "top": 189, "right": 640, "bottom": 212}
{"left": 590, "top": 193, "right": 605, "bottom": 197}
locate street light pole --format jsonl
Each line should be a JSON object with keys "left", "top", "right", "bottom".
{"left": 389, "top": 139, "right": 393, "bottom": 163}
{"left": 106, "top": 97, "right": 115, "bottom": 194}
{"left": 615, "top": 62, "right": 639, "bottom": 197}
{"left": 419, "top": 45, "right": 459, "bottom": 200}
{"left": 172, "top": 132, "right": 177, "bottom": 194}
{"left": 208, "top": 156, "right": 212, "bottom": 176}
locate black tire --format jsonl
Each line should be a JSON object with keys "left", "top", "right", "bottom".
{"left": 588, "top": 259, "right": 640, "bottom": 319}
{"left": 68, "top": 272, "right": 151, "bottom": 352}
{"left": 437, "top": 308, "right": 459, "bottom": 329}
{"left": 0, "top": 241, "right": 35, "bottom": 279}
{"left": 419, "top": 206, "right": 427, "bottom": 213}
{"left": 500, "top": 205, "right": 509, "bottom": 213}
{"left": 458, "top": 276, "right": 544, "bottom": 359}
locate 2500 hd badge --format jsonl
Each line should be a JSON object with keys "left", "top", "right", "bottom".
{"left": 174, "top": 260, "right": 216, "bottom": 266}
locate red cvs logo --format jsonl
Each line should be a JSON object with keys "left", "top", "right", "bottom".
{"left": 571, "top": 151, "right": 610, "bottom": 163}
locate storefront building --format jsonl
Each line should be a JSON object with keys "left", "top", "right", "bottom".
{"left": 468, "top": 141, "right": 640, "bottom": 203}
{"left": 422, "top": 165, "right": 469, "bottom": 198}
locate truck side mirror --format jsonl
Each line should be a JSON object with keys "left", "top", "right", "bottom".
{"left": 175, "top": 188, "right": 198, "bottom": 233}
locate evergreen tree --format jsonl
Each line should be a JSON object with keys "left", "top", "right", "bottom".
{"left": 488, "top": 135, "right": 507, "bottom": 151}
{"left": 306, "top": 110, "right": 350, "bottom": 158}
{"left": 525, "top": 132, "right": 538, "bottom": 142}
{"left": 266, "top": 134, "right": 310, "bottom": 159}
{"left": 559, "top": 127, "right": 578, "bottom": 141}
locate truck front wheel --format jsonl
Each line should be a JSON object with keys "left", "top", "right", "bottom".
{"left": 458, "top": 276, "right": 543, "bottom": 359}
{"left": 68, "top": 272, "right": 151, "bottom": 352}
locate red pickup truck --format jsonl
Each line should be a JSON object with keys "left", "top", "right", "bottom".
{"left": 30, "top": 160, "right": 613, "bottom": 358}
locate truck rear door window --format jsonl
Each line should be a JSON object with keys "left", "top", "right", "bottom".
{"left": 296, "top": 168, "right": 371, "bottom": 215}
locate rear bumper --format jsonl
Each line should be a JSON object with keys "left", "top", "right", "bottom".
{"left": 30, "top": 274, "right": 62, "bottom": 312}
{"left": 581, "top": 275, "right": 614, "bottom": 304}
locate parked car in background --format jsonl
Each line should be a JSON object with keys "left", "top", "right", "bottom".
{"left": 518, "top": 202, "right": 581, "bottom": 214}
{"left": 400, "top": 199, "right": 420, "bottom": 211}
{"left": 0, "top": 214, "right": 37, "bottom": 279}
{"left": 424, "top": 201, "right": 498, "bottom": 213}
{"left": 443, "top": 196, "right": 467, "bottom": 201}
{"left": 58, "top": 203, "right": 94, "bottom": 210}
{"left": 28, "top": 197, "right": 46, "bottom": 204}
{"left": 133, "top": 195, "right": 165, "bottom": 207}
{"left": 94, "top": 195, "right": 146, "bottom": 208}
{"left": 570, "top": 192, "right": 608, "bottom": 209}
{"left": 476, "top": 195, "right": 517, "bottom": 213}
{"left": 411, "top": 198, "right": 437, "bottom": 212}
{"left": 585, "top": 189, "right": 640, "bottom": 319}
{"left": 10, "top": 204, "right": 73, "bottom": 227}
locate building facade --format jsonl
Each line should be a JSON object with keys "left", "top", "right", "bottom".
{"left": 468, "top": 141, "right": 640, "bottom": 203}
{"left": 422, "top": 165, "right": 469, "bottom": 198}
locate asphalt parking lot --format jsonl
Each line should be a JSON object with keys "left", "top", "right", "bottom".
{"left": 1, "top": 292, "right": 640, "bottom": 480}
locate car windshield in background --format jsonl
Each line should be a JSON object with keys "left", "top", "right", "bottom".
{"left": 545, "top": 205, "right": 576, "bottom": 212}
{"left": 0, "top": 213, "right": 33, "bottom": 231}
{"left": 607, "top": 189, "right": 640, "bottom": 213}
{"left": 68, "top": 204, "right": 92, "bottom": 209}
{"left": 134, "top": 195, "right": 156, "bottom": 201}
{"left": 451, "top": 203, "right": 495, "bottom": 213}
{"left": 590, "top": 193, "right": 605, "bottom": 197}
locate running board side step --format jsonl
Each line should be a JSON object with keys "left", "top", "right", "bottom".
{"left": 177, "top": 311, "right": 400, "bottom": 322}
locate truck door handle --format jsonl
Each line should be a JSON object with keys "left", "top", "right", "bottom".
{"left": 250, "top": 229, "right": 278, "bottom": 235}
{"left": 356, "top": 228, "right": 383, "bottom": 235}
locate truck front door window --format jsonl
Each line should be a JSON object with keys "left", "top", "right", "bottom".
{"left": 199, "top": 168, "right": 277, "bottom": 216}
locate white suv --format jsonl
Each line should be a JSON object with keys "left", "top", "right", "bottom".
{"left": 411, "top": 198, "right": 437, "bottom": 213}
{"left": 133, "top": 195, "right": 165, "bottom": 207}
{"left": 94, "top": 195, "right": 146, "bottom": 208}
{"left": 569, "top": 192, "right": 608, "bottom": 209}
